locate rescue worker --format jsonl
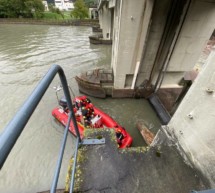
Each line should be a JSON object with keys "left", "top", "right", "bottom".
{"left": 81, "top": 97, "right": 91, "bottom": 106}
{"left": 86, "top": 103, "right": 94, "bottom": 118}
{"left": 116, "top": 129, "right": 124, "bottom": 145}
{"left": 59, "top": 97, "right": 69, "bottom": 112}
{"left": 81, "top": 106, "right": 91, "bottom": 126}
{"left": 85, "top": 97, "right": 91, "bottom": 104}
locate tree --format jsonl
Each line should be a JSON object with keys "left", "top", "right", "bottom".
{"left": 0, "top": 0, "right": 44, "bottom": 18}
{"left": 0, "top": 0, "right": 14, "bottom": 18}
{"left": 24, "top": 0, "right": 45, "bottom": 18}
{"left": 84, "top": 0, "right": 97, "bottom": 8}
{"left": 48, "top": 3, "right": 64, "bottom": 19}
{"left": 70, "top": 0, "right": 88, "bottom": 19}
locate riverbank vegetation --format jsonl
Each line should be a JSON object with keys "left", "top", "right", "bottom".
{"left": 0, "top": 0, "right": 44, "bottom": 18}
{"left": 0, "top": 0, "right": 99, "bottom": 26}
{"left": 71, "top": 0, "right": 89, "bottom": 19}
{"left": 0, "top": 0, "right": 95, "bottom": 20}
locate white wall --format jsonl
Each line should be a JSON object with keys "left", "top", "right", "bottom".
{"left": 136, "top": 0, "right": 171, "bottom": 86}
{"left": 55, "top": 0, "right": 74, "bottom": 11}
{"left": 162, "top": 0, "right": 215, "bottom": 85}
{"left": 167, "top": 48, "right": 215, "bottom": 186}
{"left": 42, "top": 1, "right": 49, "bottom": 11}
{"left": 100, "top": 3, "right": 112, "bottom": 40}
{"left": 112, "top": 0, "right": 154, "bottom": 89}
{"left": 109, "top": 0, "right": 116, "bottom": 8}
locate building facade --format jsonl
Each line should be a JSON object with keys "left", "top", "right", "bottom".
{"left": 42, "top": 1, "right": 49, "bottom": 11}
{"left": 54, "top": 0, "right": 74, "bottom": 11}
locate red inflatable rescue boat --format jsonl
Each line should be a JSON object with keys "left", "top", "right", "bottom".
{"left": 52, "top": 96, "right": 133, "bottom": 148}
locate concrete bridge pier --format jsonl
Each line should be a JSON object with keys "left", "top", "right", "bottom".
{"left": 98, "top": 2, "right": 113, "bottom": 40}
{"left": 149, "top": 0, "right": 215, "bottom": 114}
{"left": 162, "top": 47, "right": 215, "bottom": 187}
{"left": 93, "top": 0, "right": 215, "bottom": 187}
{"left": 111, "top": 0, "right": 154, "bottom": 98}
{"left": 89, "top": 0, "right": 113, "bottom": 44}
{"left": 109, "top": 0, "right": 215, "bottom": 114}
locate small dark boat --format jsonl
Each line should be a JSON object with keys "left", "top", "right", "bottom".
{"left": 92, "top": 26, "right": 102, "bottom": 32}
{"left": 75, "top": 68, "right": 113, "bottom": 98}
{"left": 89, "top": 34, "right": 112, "bottom": 45}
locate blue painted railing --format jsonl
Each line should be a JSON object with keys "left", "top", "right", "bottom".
{"left": 0, "top": 64, "right": 81, "bottom": 193}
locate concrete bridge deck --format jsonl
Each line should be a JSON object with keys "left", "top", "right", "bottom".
{"left": 72, "top": 129, "right": 209, "bottom": 193}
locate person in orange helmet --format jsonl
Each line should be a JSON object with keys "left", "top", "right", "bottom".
{"left": 116, "top": 129, "right": 124, "bottom": 145}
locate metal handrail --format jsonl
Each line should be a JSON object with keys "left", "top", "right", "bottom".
{"left": 0, "top": 64, "right": 81, "bottom": 193}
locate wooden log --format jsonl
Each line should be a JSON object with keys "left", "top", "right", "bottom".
{"left": 136, "top": 122, "right": 155, "bottom": 145}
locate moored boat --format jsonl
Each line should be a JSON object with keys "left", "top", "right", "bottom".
{"left": 75, "top": 68, "right": 114, "bottom": 98}
{"left": 52, "top": 96, "right": 133, "bottom": 148}
{"left": 89, "top": 34, "right": 112, "bottom": 45}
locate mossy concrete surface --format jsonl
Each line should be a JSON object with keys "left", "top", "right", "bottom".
{"left": 73, "top": 129, "right": 208, "bottom": 193}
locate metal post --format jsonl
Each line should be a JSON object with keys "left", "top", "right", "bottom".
{"left": 69, "top": 138, "right": 80, "bottom": 193}
{"left": 58, "top": 69, "right": 81, "bottom": 142}
{"left": 50, "top": 113, "right": 72, "bottom": 193}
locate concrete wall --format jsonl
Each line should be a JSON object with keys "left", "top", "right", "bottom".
{"left": 112, "top": 0, "right": 154, "bottom": 89}
{"left": 162, "top": 0, "right": 215, "bottom": 85}
{"left": 109, "top": 0, "right": 116, "bottom": 8}
{"left": 109, "top": 0, "right": 215, "bottom": 88}
{"left": 155, "top": 0, "right": 215, "bottom": 113}
{"left": 99, "top": 3, "right": 112, "bottom": 40}
{"left": 136, "top": 0, "right": 171, "bottom": 86}
{"left": 98, "top": 9, "right": 103, "bottom": 29}
{"left": 167, "top": 48, "right": 215, "bottom": 186}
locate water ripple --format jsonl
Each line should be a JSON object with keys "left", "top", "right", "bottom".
{"left": 0, "top": 24, "right": 106, "bottom": 79}
{"left": 0, "top": 24, "right": 112, "bottom": 193}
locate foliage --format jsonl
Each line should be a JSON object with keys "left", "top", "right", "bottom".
{"left": 70, "top": 0, "right": 89, "bottom": 19}
{"left": 84, "top": 0, "right": 97, "bottom": 8}
{"left": 48, "top": 3, "right": 64, "bottom": 19}
{"left": 43, "top": 12, "right": 62, "bottom": 20}
{"left": 48, "top": 3, "right": 60, "bottom": 14}
{"left": 25, "top": 0, "right": 45, "bottom": 18}
{"left": 0, "top": 0, "right": 44, "bottom": 18}
{"left": 62, "top": 11, "right": 72, "bottom": 20}
{"left": 43, "top": 11, "right": 72, "bottom": 20}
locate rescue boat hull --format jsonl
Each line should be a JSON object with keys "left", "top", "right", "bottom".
{"left": 52, "top": 96, "right": 133, "bottom": 148}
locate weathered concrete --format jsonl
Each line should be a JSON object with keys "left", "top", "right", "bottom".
{"left": 111, "top": 0, "right": 215, "bottom": 88}
{"left": 166, "top": 48, "right": 215, "bottom": 186}
{"left": 73, "top": 129, "right": 209, "bottom": 193}
{"left": 75, "top": 68, "right": 153, "bottom": 98}
{"left": 112, "top": 0, "right": 154, "bottom": 89}
{"left": 137, "top": 0, "right": 171, "bottom": 86}
{"left": 156, "top": 85, "right": 184, "bottom": 114}
{"left": 89, "top": 34, "right": 112, "bottom": 45}
{"left": 92, "top": 26, "right": 102, "bottom": 32}
{"left": 97, "top": 0, "right": 215, "bottom": 113}
{"left": 98, "top": 0, "right": 113, "bottom": 42}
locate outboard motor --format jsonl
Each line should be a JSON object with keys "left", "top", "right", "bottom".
{"left": 59, "top": 97, "right": 68, "bottom": 110}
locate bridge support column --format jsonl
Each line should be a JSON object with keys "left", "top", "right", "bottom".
{"left": 152, "top": 0, "right": 215, "bottom": 113}
{"left": 165, "top": 48, "right": 215, "bottom": 187}
{"left": 100, "top": 4, "right": 112, "bottom": 40}
{"left": 91, "top": 0, "right": 113, "bottom": 45}
{"left": 111, "top": 0, "right": 154, "bottom": 97}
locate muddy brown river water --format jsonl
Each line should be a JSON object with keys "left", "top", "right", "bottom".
{"left": 0, "top": 24, "right": 161, "bottom": 193}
